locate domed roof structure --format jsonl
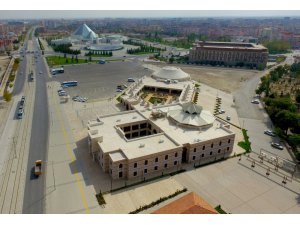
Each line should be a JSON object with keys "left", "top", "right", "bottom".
{"left": 153, "top": 66, "right": 190, "bottom": 81}
{"left": 72, "top": 24, "right": 98, "bottom": 41}
{"left": 168, "top": 102, "right": 215, "bottom": 127}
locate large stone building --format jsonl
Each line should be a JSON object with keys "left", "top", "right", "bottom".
{"left": 87, "top": 67, "right": 236, "bottom": 180}
{"left": 189, "top": 41, "right": 268, "bottom": 69}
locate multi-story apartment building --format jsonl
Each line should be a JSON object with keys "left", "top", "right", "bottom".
{"left": 189, "top": 41, "right": 268, "bottom": 69}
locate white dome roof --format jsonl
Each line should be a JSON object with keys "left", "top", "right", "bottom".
{"left": 153, "top": 66, "right": 190, "bottom": 81}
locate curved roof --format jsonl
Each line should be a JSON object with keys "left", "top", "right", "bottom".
{"left": 168, "top": 102, "right": 215, "bottom": 127}
{"left": 153, "top": 66, "right": 190, "bottom": 81}
{"left": 72, "top": 24, "right": 98, "bottom": 40}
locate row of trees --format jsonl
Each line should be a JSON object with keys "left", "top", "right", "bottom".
{"left": 144, "top": 32, "right": 231, "bottom": 49}
{"left": 257, "top": 63, "right": 300, "bottom": 159}
{"left": 85, "top": 50, "right": 113, "bottom": 56}
{"left": 123, "top": 39, "right": 166, "bottom": 52}
{"left": 51, "top": 43, "right": 81, "bottom": 55}
{"left": 263, "top": 40, "right": 291, "bottom": 54}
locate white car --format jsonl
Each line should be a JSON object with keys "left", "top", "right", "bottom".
{"left": 251, "top": 99, "right": 260, "bottom": 104}
{"left": 264, "top": 130, "right": 276, "bottom": 137}
{"left": 116, "top": 89, "right": 123, "bottom": 92}
{"left": 219, "top": 109, "right": 225, "bottom": 114}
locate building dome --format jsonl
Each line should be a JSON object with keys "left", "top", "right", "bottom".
{"left": 168, "top": 102, "right": 215, "bottom": 127}
{"left": 182, "top": 102, "right": 203, "bottom": 114}
{"left": 153, "top": 66, "right": 190, "bottom": 81}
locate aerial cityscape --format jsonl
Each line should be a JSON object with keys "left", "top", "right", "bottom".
{"left": 0, "top": 9, "right": 300, "bottom": 215}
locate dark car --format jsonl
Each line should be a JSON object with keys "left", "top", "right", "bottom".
{"left": 271, "top": 142, "right": 284, "bottom": 150}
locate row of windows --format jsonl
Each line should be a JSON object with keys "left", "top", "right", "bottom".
{"left": 193, "top": 139, "right": 231, "bottom": 152}
{"left": 191, "top": 147, "right": 230, "bottom": 160}
{"left": 132, "top": 152, "right": 178, "bottom": 168}
{"left": 132, "top": 161, "right": 178, "bottom": 177}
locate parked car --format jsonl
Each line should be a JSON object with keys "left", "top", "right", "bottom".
{"left": 251, "top": 99, "right": 260, "bottom": 104}
{"left": 58, "top": 91, "right": 67, "bottom": 96}
{"left": 219, "top": 109, "right": 225, "bottom": 114}
{"left": 226, "top": 116, "right": 231, "bottom": 121}
{"left": 127, "top": 78, "right": 135, "bottom": 82}
{"left": 271, "top": 142, "right": 283, "bottom": 150}
{"left": 264, "top": 130, "right": 276, "bottom": 137}
{"left": 116, "top": 89, "right": 123, "bottom": 92}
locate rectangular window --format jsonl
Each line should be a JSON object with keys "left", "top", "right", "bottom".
{"left": 140, "top": 123, "right": 147, "bottom": 129}
{"left": 124, "top": 126, "right": 130, "bottom": 132}
{"left": 218, "top": 149, "right": 221, "bottom": 153}
{"left": 133, "top": 171, "right": 137, "bottom": 176}
{"left": 165, "top": 155, "right": 168, "bottom": 160}
{"left": 134, "top": 163, "right": 137, "bottom": 168}
{"left": 174, "top": 161, "right": 177, "bottom": 165}
{"left": 211, "top": 143, "right": 214, "bottom": 148}
{"left": 219, "top": 141, "right": 222, "bottom": 146}
{"left": 132, "top": 124, "right": 139, "bottom": 130}
{"left": 119, "top": 171, "right": 123, "bottom": 178}
{"left": 202, "top": 146, "right": 205, "bottom": 150}
{"left": 227, "top": 147, "right": 230, "bottom": 151}
{"left": 154, "top": 166, "right": 158, "bottom": 170}
{"left": 228, "top": 139, "right": 231, "bottom": 143}
{"left": 175, "top": 152, "right": 178, "bottom": 157}
{"left": 194, "top": 148, "right": 196, "bottom": 152}
{"left": 164, "top": 163, "right": 168, "bottom": 168}
{"left": 155, "top": 157, "right": 158, "bottom": 162}
{"left": 144, "top": 169, "right": 147, "bottom": 174}
{"left": 192, "top": 156, "right": 196, "bottom": 160}
{"left": 202, "top": 153, "right": 204, "bottom": 157}
{"left": 210, "top": 151, "right": 212, "bottom": 155}
{"left": 145, "top": 160, "right": 148, "bottom": 165}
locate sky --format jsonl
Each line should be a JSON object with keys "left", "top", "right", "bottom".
{"left": 0, "top": 10, "right": 300, "bottom": 20}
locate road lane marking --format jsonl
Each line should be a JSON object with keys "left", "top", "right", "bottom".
{"left": 53, "top": 94, "right": 90, "bottom": 214}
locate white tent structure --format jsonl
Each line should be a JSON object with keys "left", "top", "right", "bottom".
{"left": 152, "top": 66, "right": 190, "bottom": 81}
{"left": 168, "top": 102, "right": 215, "bottom": 127}
{"left": 72, "top": 24, "right": 98, "bottom": 41}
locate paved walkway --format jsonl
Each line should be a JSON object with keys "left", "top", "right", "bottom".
{"left": 173, "top": 156, "right": 300, "bottom": 213}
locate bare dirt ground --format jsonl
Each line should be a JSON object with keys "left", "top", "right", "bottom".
{"left": 0, "top": 56, "right": 10, "bottom": 78}
{"left": 147, "top": 63, "right": 263, "bottom": 93}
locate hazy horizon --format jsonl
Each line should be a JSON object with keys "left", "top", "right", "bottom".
{"left": 0, "top": 10, "right": 299, "bottom": 20}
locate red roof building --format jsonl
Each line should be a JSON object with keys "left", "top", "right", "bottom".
{"left": 152, "top": 192, "right": 218, "bottom": 214}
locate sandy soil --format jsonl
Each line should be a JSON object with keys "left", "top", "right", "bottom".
{"left": 0, "top": 56, "right": 10, "bottom": 77}
{"left": 147, "top": 63, "right": 263, "bottom": 93}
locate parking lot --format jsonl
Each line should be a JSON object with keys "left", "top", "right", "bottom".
{"left": 51, "top": 60, "right": 152, "bottom": 101}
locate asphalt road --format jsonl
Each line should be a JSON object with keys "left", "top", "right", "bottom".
{"left": 234, "top": 55, "right": 295, "bottom": 160}
{"left": 22, "top": 35, "right": 49, "bottom": 214}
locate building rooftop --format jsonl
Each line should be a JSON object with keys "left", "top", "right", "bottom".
{"left": 193, "top": 41, "right": 267, "bottom": 50}
{"left": 152, "top": 66, "right": 190, "bottom": 81}
{"left": 88, "top": 103, "right": 233, "bottom": 161}
{"left": 152, "top": 192, "right": 218, "bottom": 214}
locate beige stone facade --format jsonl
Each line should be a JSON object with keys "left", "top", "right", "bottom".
{"left": 87, "top": 104, "right": 235, "bottom": 180}
{"left": 189, "top": 41, "right": 268, "bottom": 69}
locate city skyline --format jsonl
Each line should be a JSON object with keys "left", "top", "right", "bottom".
{"left": 0, "top": 10, "right": 300, "bottom": 19}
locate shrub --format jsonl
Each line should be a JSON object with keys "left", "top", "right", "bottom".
{"left": 95, "top": 192, "right": 106, "bottom": 205}
{"left": 3, "top": 90, "right": 12, "bottom": 102}
{"left": 238, "top": 129, "right": 251, "bottom": 153}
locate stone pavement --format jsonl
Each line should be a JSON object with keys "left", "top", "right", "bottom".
{"left": 173, "top": 156, "right": 300, "bottom": 213}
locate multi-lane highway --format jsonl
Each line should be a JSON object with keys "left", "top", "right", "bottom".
{"left": 22, "top": 33, "right": 50, "bottom": 214}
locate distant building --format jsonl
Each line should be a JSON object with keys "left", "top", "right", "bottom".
{"left": 189, "top": 41, "right": 268, "bottom": 69}
{"left": 71, "top": 24, "right": 98, "bottom": 42}
{"left": 152, "top": 192, "right": 218, "bottom": 214}
{"left": 279, "top": 32, "right": 300, "bottom": 49}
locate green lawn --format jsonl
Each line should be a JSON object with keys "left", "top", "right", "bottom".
{"left": 46, "top": 56, "right": 97, "bottom": 66}
{"left": 129, "top": 52, "right": 158, "bottom": 55}
{"left": 86, "top": 54, "right": 112, "bottom": 57}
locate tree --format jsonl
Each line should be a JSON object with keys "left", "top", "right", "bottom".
{"left": 169, "top": 56, "right": 174, "bottom": 64}
{"left": 65, "top": 58, "right": 69, "bottom": 63}
{"left": 275, "top": 110, "right": 299, "bottom": 134}
{"left": 295, "top": 90, "right": 300, "bottom": 103}
{"left": 3, "top": 90, "right": 12, "bottom": 102}
{"left": 288, "top": 134, "right": 300, "bottom": 148}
